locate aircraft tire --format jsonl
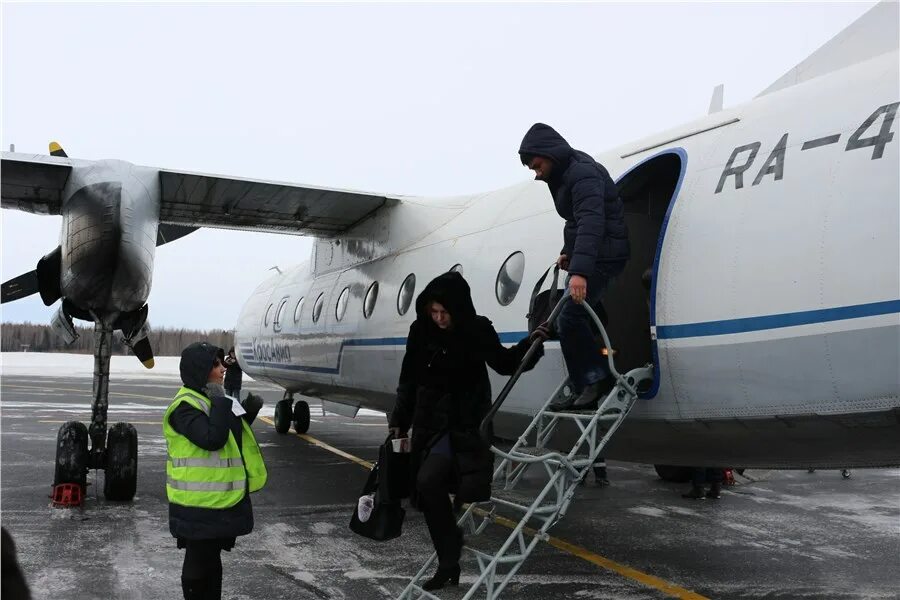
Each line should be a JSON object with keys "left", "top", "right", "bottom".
{"left": 274, "top": 399, "right": 292, "bottom": 434}
{"left": 54, "top": 421, "right": 89, "bottom": 488}
{"left": 104, "top": 423, "right": 138, "bottom": 501}
{"left": 653, "top": 464, "right": 693, "bottom": 483}
{"left": 292, "top": 400, "right": 310, "bottom": 434}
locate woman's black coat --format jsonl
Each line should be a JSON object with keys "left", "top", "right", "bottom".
{"left": 388, "top": 272, "right": 543, "bottom": 504}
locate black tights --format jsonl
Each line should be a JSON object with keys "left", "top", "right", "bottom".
{"left": 181, "top": 540, "right": 223, "bottom": 600}
{"left": 417, "top": 453, "right": 462, "bottom": 569}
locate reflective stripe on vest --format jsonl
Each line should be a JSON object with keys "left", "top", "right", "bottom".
{"left": 166, "top": 477, "right": 245, "bottom": 492}
{"left": 163, "top": 386, "right": 267, "bottom": 508}
{"left": 168, "top": 456, "right": 245, "bottom": 468}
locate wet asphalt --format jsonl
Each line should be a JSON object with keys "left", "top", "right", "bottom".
{"left": 1, "top": 374, "right": 898, "bottom": 600}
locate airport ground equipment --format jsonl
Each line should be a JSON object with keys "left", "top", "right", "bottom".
{"left": 397, "top": 298, "right": 654, "bottom": 600}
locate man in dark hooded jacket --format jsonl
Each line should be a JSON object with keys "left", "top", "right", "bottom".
{"left": 519, "top": 123, "right": 629, "bottom": 410}
{"left": 165, "top": 342, "right": 266, "bottom": 600}
{"left": 389, "top": 271, "right": 546, "bottom": 591}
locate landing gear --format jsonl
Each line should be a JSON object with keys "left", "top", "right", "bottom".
{"left": 274, "top": 397, "right": 293, "bottom": 434}
{"left": 292, "top": 400, "right": 311, "bottom": 434}
{"left": 104, "top": 423, "right": 138, "bottom": 501}
{"left": 52, "top": 322, "right": 141, "bottom": 506}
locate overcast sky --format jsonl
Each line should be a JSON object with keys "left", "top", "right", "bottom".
{"left": 1, "top": 1, "right": 876, "bottom": 330}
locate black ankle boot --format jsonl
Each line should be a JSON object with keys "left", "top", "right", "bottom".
{"left": 422, "top": 564, "right": 461, "bottom": 591}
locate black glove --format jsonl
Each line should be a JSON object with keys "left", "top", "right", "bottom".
{"left": 529, "top": 322, "right": 552, "bottom": 343}
{"left": 242, "top": 393, "right": 264, "bottom": 414}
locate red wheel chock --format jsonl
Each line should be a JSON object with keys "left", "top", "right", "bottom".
{"left": 50, "top": 483, "right": 84, "bottom": 507}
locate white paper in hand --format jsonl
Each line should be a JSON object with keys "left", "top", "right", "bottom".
{"left": 230, "top": 397, "right": 246, "bottom": 417}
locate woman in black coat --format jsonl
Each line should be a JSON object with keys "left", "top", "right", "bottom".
{"left": 389, "top": 272, "right": 545, "bottom": 590}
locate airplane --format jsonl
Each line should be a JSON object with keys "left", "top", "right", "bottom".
{"left": 1, "top": 2, "right": 897, "bottom": 501}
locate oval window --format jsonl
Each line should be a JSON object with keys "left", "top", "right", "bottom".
{"left": 274, "top": 299, "right": 288, "bottom": 330}
{"left": 293, "top": 297, "right": 305, "bottom": 323}
{"left": 364, "top": 281, "right": 379, "bottom": 319}
{"left": 496, "top": 251, "right": 525, "bottom": 306}
{"left": 335, "top": 287, "right": 350, "bottom": 321}
{"left": 312, "top": 293, "right": 325, "bottom": 323}
{"left": 449, "top": 264, "right": 463, "bottom": 275}
{"left": 397, "top": 273, "right": 416, "bottom": 316}
{"left": 264, "top": 303, "right": 273, "bottom": 326}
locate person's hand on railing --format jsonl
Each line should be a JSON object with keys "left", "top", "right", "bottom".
{"left": 529, "top": 323, "right": 552, "bottom": 344}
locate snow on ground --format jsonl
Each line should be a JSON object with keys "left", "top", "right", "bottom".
{"left": 1, "top": 352, "right": 183, "bottom": 379}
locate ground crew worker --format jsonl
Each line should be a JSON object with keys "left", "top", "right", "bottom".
{"left": 164, "top": 342, "right": 266, "bottom": 600}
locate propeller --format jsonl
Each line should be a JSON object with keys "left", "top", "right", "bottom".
{"left": 1, "top": 271, "right": 39, "bottom": 304}
{"left": 49, "top": 141, "right": 68, "bottom": 157}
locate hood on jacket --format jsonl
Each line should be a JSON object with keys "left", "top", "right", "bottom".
{"left": 518, "top": 123, "right": 573, "bottom": 166}
{"left": 414, "top": 271, "right": 477, "bottom": 332}
{"left": 180, "top": 342, "right": 225, "bottom": 392}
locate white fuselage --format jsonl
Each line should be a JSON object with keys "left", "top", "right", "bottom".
{"left": 236, "top": 50, "right": 899, "bottom": 469}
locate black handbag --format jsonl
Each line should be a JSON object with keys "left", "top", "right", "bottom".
{"left": 527, "top": 263, "right": 609, "bottom": 336}
{"left": 349, "top": 442, "right": 406, "bottom": 541}
{"left": 526, "top": 264, "right": 562, "bottom": 338}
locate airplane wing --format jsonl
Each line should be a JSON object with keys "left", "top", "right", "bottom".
{"left": 159, "top": 169, "right": 397, "bottom": 235}
{"left": 1, "top": 153, "right": 72, "bottom": 216}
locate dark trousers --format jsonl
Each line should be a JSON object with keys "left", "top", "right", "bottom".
{"left": 557, "top": 263, "right": 624, "bottom": 392}
{"left": 691, "top": 468, "right": 723, "bottom": 487}
{"left": 417, "top": 453, "right": 462, "bottom": 569}
{"left": 181, "top": 540, "right": 223, "bottom": 600}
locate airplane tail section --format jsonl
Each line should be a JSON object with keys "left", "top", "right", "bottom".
{"left": 757, "top": 1, "right": 899, "bottom": 98}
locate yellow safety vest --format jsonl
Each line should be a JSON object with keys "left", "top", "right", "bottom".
{"left": 163, "top": 386, "right": 267, "bottom": 509}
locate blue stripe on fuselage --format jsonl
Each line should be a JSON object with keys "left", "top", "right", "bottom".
{"left": 245, "top": 300, "right": 899, "bottom": 372}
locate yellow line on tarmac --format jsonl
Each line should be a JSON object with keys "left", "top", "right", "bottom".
{"left": 260, "top": 416, "right": 709, "bottom": 600}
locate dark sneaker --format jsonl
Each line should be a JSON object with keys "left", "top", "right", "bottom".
{"left": 571, "top": 382, "right": 602, "bottom": 410}
{"left": 548, "top": 396, "right": 576, "bottom": 412}
{"left": 682, "top": 486, "right": 706, "bottom": 500}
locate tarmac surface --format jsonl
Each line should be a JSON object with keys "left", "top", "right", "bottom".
{"left": 1, "top": 373, "right": 899, "bottom": 600}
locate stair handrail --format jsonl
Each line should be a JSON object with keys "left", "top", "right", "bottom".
{"left": 479, "top": 292, "right": 637, "bottom": 447}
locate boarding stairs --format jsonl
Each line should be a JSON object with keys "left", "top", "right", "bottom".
{"left": 397, "top": 298, "right": 654, "bottom": 600}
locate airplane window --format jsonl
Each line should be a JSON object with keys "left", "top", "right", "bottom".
{"left": 336, "top": 287, "right": 350, "bottom": 322}
{"left": 364, "top": 281, "right": 379, "bottom": 319}
{"left": 397, "top": 273, "right": 416, "bottom": 316}
{"left": 312, "top": 293, "right": 325, "bottom": 323}
{"left": 274, "top": 299, "right": 288, "bottom": 331}
{"left": 496, "top": 251, "right": 525, "bottom": 306}
{"left": 264, "top": 303, "right": 273, "bottom": 326}
{"left": 293, "top": 297, "right": 305, "bottom": 323}
{"left": 449, "top": 264, "right": 463, "bottom": 275}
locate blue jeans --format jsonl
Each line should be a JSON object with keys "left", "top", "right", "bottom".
{"left": 556, "top": 263, "right": 623, "bottom": 392}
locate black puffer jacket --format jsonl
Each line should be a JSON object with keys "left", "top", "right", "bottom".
{"left": 167, "top": 342, "right": 260, "bottom": 543}
{"left": 389, "top": 272, "right": 543, "bottom": 504}
{"left": 519, "top": 123, "right": 629, "bottom": 276}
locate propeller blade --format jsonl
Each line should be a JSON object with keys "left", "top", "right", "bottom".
{"left": 2, "top": 270, "right": 40, "bottom": 304}
{"left": 132, "top": 337, "right": 155, "bottom": 369}
{"left": 49, "top": 141, "right": 68, "bottom": 158}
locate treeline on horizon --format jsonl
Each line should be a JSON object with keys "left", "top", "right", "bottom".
{"left": 1, "top": 322, "right": 234, "bottom": 357}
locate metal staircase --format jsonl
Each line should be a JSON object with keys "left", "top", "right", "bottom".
{"left": 397, "top": 299, "right": 654, "bottom": 600}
